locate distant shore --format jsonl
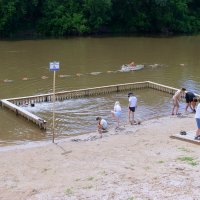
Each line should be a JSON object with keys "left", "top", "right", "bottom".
{"left": 0, "top": 113, "right": 200, "bottom": 200}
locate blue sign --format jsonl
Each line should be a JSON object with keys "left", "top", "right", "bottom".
{"left": 49, "top": 61, "right": 60, "bottom": 71}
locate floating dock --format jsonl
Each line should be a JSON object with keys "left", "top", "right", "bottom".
{"left": 1, "top": 81, "right": 199, "bottom": 130}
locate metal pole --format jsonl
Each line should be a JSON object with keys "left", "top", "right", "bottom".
{"left": 52, "top": 70, "right": 56, "bottom": 143}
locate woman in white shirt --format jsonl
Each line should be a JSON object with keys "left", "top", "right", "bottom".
{"left": 111, "top": 101, "right": 121, "bottom": 128}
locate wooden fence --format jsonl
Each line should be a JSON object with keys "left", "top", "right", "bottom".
{"left": 1, "top": 81, "right": 195, "bottom": 129}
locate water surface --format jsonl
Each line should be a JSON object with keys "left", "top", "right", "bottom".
{"left": 0, "top": 36, "right": 200, "bottom": 146}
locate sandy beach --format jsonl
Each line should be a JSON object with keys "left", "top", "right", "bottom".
{"left": 0, "top": 113, "right": 200, "bottom": 200}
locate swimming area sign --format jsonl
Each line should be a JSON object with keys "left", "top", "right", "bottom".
{"left": 49, "top": 61, "right": 60, "bottom": 71}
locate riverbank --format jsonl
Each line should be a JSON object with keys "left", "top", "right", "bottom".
{"left": 0, "top": 113, "right": 200, "bottom": 200}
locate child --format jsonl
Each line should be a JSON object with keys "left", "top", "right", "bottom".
{"left": 96, "top": 117, "right": 108, "bottom": 138}
{"left": 111, "top": 101, "right": 121, "bottom": 129}
{"left": 171, "top": 88, "right": 186, "bottom": 115}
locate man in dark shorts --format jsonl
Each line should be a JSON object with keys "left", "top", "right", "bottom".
{"left": 185, "top": 91, "right": 197, "bottom": 113}
{"left": 128, "top": 92, "right": 137, "bottom": 124}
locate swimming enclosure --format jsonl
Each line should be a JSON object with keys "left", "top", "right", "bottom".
{"left": 2, "top": 81, "right": 196, "bottom": 130}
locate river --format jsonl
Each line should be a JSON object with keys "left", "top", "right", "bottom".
{"left": 0, "top": 36, "right": 200, "bottom": 146}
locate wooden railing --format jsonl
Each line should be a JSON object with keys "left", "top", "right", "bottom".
{"left": 1, "top": 81, "right": 197, "bottom": 130}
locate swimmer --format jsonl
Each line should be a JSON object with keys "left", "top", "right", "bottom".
{"left": 3, "top": 79, "right": 13, "bottom": 83}
{"left": 76, "top": 73, "right": 83, "bottom": 77}
{"left": 58, "top": 74, "right": 71, "bottom": 78}
{"left": 129, "top": 61, "right": 135, "bottom": 67}
{"left": 22, "top": 77, "right": 29, "bottom": 81}
{"left": 107, "top": 71, "right": 114, "bottom": 73}
{"left": 41, "top": 76, "right": 48, "bottom": 79}
{"left": 90, "top": 72, "right": 102, "bottom": 75}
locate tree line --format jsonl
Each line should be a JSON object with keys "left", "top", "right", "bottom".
{"left": 0, "top": 0, "right": 200, "bottom": 38}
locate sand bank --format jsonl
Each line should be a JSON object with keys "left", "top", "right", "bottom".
{"left": 0, "top": 114, "right": 200, "bottom": 200}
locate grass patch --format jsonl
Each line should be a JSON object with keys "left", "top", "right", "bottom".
{"left": 177, "top": 156, "right": 198, "bottom": 166}
{"left": 157, "top": 160, "right": 164, "bottom": 164}
{"left": 127, "top": 197, "right": 135, "bottom": 200}
{"left": 178, "top": 147, "right": 191, "bottom": 152}
{"left": 65, "top": 188, "right": 73, "bottom": 195}
{"left": 144, "top": 166, "right": 150, "bottom": 170}
{"left": 87, "top": 176, "right": 94, "bottom": 181}
{"left": 83, "top": 185, "right": 93, "bottom": 189}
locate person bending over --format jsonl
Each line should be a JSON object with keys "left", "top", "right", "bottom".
{"left": 96, "top": 117, "right": 108, "bottom": 138}
{"left": 185, "top": 91, "right": 197, "bottom": 113}
{"left": 172, "top": 88, "right": 186, "bottom": 115}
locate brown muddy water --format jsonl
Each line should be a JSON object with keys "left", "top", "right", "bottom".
{"left": 0, "top": 36, "right": 200, "bottom": 146}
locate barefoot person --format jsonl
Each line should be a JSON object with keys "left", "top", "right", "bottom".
{"left": 128, "top": 92, "right": 137, "bottom": 124}
{"left": 96, "top": 117, "right": 108, "bottom": 138}
{"left": 111, "top": 101, "right": 121, "bottom": 129}
{"left": 172, "top": 88, "right": 186, "bottom": 115}
{"left": 185, "top": 91, "right": 197, "bottom": 113}
{"left": 195, "top": 99, "right": 200, "bottom": 140}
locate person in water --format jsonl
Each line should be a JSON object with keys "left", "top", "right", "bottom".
{"left": 111, "top": 101, "right": 122, "bottom": 129}
{"left": 128, "top": 92, "right": 137, "bottom": 124}
{"left": 129, "top": 61, "right": 135, "bottom": 67}
{"left": 185, "top": 91, "right": 197, "bottom": 113}
{"left": 171, "top": 88, "right": 186, "bottom": 115}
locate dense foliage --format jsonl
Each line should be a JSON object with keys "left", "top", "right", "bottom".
{"left": 0, "top": 0, "right": 200, "bottom": 38}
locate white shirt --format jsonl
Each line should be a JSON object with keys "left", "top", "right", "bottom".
{"left": 114, "top": 104, "right": 121, "bottom": 112}
{"left": 195, "top": 103, "right": 200, "bottom": 119}
{"left": 100, "top": 119, "right": 107, "bottom": 129}
{"left": 129, "top": 96, "right": 137, "bottom": 107}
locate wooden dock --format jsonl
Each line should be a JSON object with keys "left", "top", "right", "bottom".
{"left": 1, "top": 81, "right": 198, "bottom": 130}
{"left": 171, "top": 131, "right": 200, "bottom": 145}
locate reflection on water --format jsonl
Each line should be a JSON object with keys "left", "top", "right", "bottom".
{"left": 0, "top": 36, "right": 200, "bottom": 146}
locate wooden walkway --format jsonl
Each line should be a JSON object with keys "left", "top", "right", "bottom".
{"left": 171, "top": 131, "right": 200, "bottom": 145}
{"left": 1, "top": 81, "right": 199, "bottom": 130}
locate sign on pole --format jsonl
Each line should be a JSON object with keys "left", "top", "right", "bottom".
{"left": 49, "top": 61, "right": 60, "bottom": 71}
{"left": 49, "top": 61, "right": 60, "bottom": 143}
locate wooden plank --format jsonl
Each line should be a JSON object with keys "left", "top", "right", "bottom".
{"left": 170, "top": 131, "right": 200, "bottom": 145}
{"left": 1, "top": 99, "right": 46, "bottom": 130}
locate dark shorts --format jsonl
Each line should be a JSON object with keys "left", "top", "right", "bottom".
{"left": 185, "top": 92, "right": 195, "bottom": 103}
{"left": 129, "top": 107, "right": 135, "bottom": 112}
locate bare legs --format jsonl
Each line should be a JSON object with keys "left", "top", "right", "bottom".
{"left": 111, "top": 112, "right": 119, "bottom": 128}
{"left": 128, "top": 110, "right": 134, "bottom": 124}
{"left": 172, "top": 99, "right": 179, "bottom": 115}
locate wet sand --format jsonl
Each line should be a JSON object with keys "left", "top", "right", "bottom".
{"left": 0, "top": 114, "right": 200, "bottom": 200}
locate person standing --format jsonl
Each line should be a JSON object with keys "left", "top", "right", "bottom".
{"left": 128, "top": 92, "right": 137, "bottom": 124}
{"left": 195, "top": 99, "right": 200, "bottom": 140}
{"left": 185, "top": 91, "right": 197, "bottom": 113}
{"left": 111, "top": 101, "right": 122, "bottom": 129}
{"left": 171, "top": 88, "right": 186, "bottom": 115}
